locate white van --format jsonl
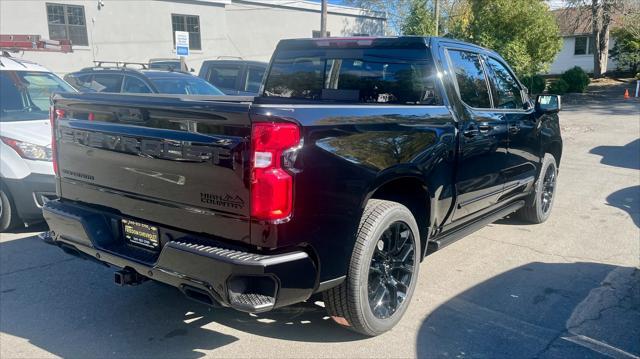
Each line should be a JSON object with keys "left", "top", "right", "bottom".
{"left": 0, "top": 54, "right": 75, "bottom": 231}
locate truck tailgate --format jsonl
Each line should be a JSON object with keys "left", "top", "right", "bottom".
{"left": 52, "top": 93, "right": 252, "bottom": 244}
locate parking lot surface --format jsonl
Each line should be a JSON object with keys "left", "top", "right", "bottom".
{"left": 1, "top": 83, "right": 638, "bottom": 358}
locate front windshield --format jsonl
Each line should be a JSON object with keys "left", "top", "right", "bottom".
{"left": 0, "top": 71, "right": 75, "bottom": 122}
{"left": 149, "top": 76, "right": 224, "bottom": 95}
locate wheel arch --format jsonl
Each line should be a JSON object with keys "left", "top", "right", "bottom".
{"left": 365, "top": 175, "right": 431, "bottom": 261}
{"left": 545, "top": 140, "right": 563, "bottom": 167}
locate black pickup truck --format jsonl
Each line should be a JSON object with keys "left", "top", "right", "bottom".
{"left": 43, "top": 37, "right": 562, "bottom": 336}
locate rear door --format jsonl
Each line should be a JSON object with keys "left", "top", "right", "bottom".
{"left": 484, "top": 56, "right": 539, "bottom": 199}
{"left": 444, "top": 48, "right": 509, "bottom": 222}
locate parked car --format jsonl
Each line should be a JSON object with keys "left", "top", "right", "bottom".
{"left": 44, "top": 37, "right": 563, "bottom": 336}
{"left": 198, "top": 60, "right": 267, "bottom": 95}
{"left": 148, "top": 58, "right": 192, "bottom": 72}
{"left": 0, "top": 54, "right": 75, "bottom": 231}
{"left": 64, "top": 67, "right": 224, "bottom": 95}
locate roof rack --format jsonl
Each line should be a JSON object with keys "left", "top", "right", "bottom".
{"left": 0, "top": 34, "right": 72, "bottom": 53}
{"left": 93, "top": 60, "right": 148, "bottom": 69}
{"left": 216, "top": 56, "right": 244, "bottom": 60}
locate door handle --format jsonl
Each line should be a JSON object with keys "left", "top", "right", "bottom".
{"left": 508, "top": 123, "right": 520, "bottom": 134}
{"left": 478, "top": 124, "right": 493, "bottom": 133}
{"left": 463, "top": 128, "right": 479, "bottom": 138}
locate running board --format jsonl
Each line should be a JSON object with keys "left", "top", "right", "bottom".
{"left": 428, "top": 200, "right": 525, "bottom": 252}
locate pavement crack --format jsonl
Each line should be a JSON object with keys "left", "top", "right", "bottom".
{"left": 478, "top": 236, "right": 625, "bottom": 264}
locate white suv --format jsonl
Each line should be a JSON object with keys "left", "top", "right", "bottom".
{"left": 0, "top": 55, "right": 75, "bottom": 231}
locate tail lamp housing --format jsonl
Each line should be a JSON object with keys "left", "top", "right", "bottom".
{"left": 250, "top": 122, "right": 300, "bottom": 222}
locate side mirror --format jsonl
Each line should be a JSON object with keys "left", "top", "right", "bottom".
{"left": 190, "top": 68, "right": 195, "bottom": 73}
{"left": 536, "top": 94, "right": 561, "bottom": 114}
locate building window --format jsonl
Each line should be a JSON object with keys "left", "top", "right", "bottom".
{"left": 171, "top": 14, "right": 201, "bottom": 50}
{"left": 574, "top": 36, "right": 594, "bottom": 55}
{"left": 46, "top": 3, "right": 88, "bottom": 46}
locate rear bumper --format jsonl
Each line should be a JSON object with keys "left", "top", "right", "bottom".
{"left": 42, "top": 200, "right": 317, "bottom": 312}
{"left": 2, "top": 173, "right": 56, "bottom": 224}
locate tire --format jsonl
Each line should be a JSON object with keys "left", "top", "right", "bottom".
{"left": 0, "top": 186, "right": 20, "bottom": 232}
{"left": 323, "top": 199, "right": 421, "bottom": 336}
{"left": 516, "top": 153, "right": 558, "bottom": 224}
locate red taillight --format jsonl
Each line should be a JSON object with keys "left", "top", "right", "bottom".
{"left": 250, "top": 122, "right": 300, "bottom": 221}
{"left": 50, "top": 107, "right": 64, "bottom": 176}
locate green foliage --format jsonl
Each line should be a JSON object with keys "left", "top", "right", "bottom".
{"left": 521, "top": 74, "right": 546, "bottom": 94}
{"left": 610, "top": 27, "right": 640, "bottom": 74}
{"left": 636, "top": 72, "right": 640, "bottom": 80}
{"left": 548, "top": 79, "right": 569, "bottom": 95}
{"left": 561, "top": 66, "right": 590, "bottom": 93}
{"left": 460, "top": 0, "right": 562, "bottom": 76}
{"left": 402, "top": 0, "right": 436, "bottom": 36}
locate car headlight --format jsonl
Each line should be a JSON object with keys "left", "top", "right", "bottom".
{"left": 1, "top": 136, "right": 52, "bottom": 161}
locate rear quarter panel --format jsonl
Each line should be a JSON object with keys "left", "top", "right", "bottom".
{"left": 251, "top": 104, "right": 457, "bottom": 281}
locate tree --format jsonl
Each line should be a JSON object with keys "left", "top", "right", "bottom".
{"left": 402, "top": 0, "right": 436, "bottom": 36}
{"left": 609, "top": 7, "right": 640, "bottom": 73}
{"left": 563, "top": 0, "right": 629, "bottom": 78}
{"left": 461, "top": 0, "right": 562, "bottom": 75}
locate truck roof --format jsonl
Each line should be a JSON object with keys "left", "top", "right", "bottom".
{"left": 276, "top": 36, "right": 499, "bottom": 56}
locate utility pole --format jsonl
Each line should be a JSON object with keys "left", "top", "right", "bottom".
{"left": 434, "top": 0, "right": 440, "bottom": 36}
{"left": 320, "top": 0, "right": 328, "bottom": 37}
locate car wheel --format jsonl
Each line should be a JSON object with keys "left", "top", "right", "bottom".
{"left": 0, "top": 185, "right": 20, "bottom": 232}
{"left": 516, "top": 153, "right": 558, "bottom": 224}
{"left": 323, "top": 199, "right": 421, "bottom": 336}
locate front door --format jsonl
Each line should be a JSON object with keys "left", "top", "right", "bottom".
{"left": 484, "top": 56, "right": 540, "bottom": 199}
{"left": 444, "top": 48, "right": 510, "bottom": 222}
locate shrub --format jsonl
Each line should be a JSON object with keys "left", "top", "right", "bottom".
{"left": 636, "top": 72, "right": 640, "bottom": 80}
{"left": 548, "top": 78, "right": 569, "bottom": 94}
{"left": 521, "top": 74, "right": 546, "bottom": 94}
{"left": 561, "top": 66, "right": 590, "bottom": 93}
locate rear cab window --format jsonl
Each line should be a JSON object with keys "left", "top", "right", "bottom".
{"left": 262, "top": 40, "right": 442, "bottom": 105}
{"left": 207, "top": 65, "right": 241, "bottom": 91}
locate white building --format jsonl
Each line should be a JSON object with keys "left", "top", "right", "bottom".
{"left": 0, "top": 0, "right": 386, "bottom": 75}
{"left": 548, "top": 8, "right": 620, "bottom": 75}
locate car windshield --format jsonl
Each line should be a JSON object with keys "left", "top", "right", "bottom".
{"left": 149, "top": 76, "right": 224, "bottom": 95}
{"left": 0, "top": 71, "right": 75, "bottom": 122}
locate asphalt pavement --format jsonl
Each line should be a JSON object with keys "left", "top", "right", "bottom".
{"left": 1, "top": 82, "right": 638, "bottom": 358}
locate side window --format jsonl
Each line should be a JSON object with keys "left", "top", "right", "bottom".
{"left": 207, "top": 66, "right": 241, "bottom": 90}
{"left": 244, "top": 67, "right": 265, "bottom": 93}
{"left": 123, "top": 76, "right": 152, "bottom": 94}
{"left": 447, "top": 50, "right": 491, "bottom": 108}
{"left": 65, "top": 73, "right": 93, "bottom": 91}
{"left": 485, "top": 57, "right": 524, "bottom": 110}
{"left": 90, "top": 74, "right": 123, "bottom": 93}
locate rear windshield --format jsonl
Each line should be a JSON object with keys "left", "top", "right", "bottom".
{"left": 263, "top": 48, "right": 441, "bottom": 105}
{"left": 149, "top": 76, "right": 224, "bottom": 95}
{"left": 0, "top": 71, "right": 75, "bottom": 122}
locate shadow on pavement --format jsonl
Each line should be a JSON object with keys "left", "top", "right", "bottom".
{"left": 590, "top": 139, "right": 640, "bottom": 171}
{"left": 417, "top": 262, "right": 640, "bottom": 358}
{"left": 0, "top": 235, "right": 360, "bottom": 358}
{"left": 606, "top": 186, "right": 640, "bottom": 228}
